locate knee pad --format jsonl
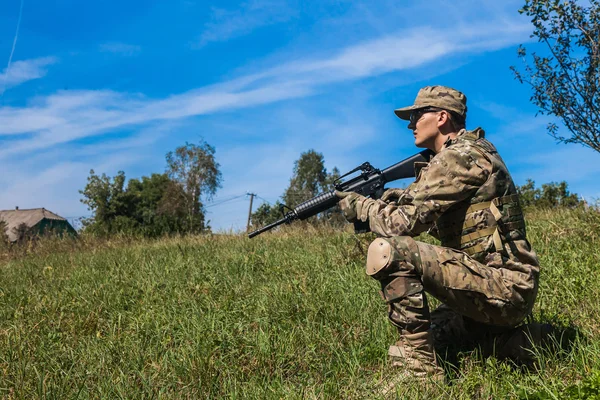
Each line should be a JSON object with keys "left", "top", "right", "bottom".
{"left": 366, "top": 237, "right": 422, "bottom": 280}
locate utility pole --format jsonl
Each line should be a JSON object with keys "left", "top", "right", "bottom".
{"left": 246, "top": 192, "right": 255, "bottom": 232}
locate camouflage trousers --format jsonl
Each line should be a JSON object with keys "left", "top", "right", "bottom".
{"left": 366, "top": 236, "right": 538, "bottom": 363}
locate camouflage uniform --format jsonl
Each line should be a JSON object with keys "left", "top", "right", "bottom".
{"left": 338, "top": 86, "right": 540, "bottom": 383}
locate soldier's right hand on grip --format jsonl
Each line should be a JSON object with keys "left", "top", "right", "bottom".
{"left": 381, "top": 188, "right": 405, "bottom": 203}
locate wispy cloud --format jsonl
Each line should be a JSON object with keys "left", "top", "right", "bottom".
{"left": 196, "top": 0, "right": 297, "bottom": 47}
{"left": 475, "top": 100, "right": 554, "bottom": 142}
{"left": 0, "top": 19, "right": 530, "bottom": 158}
{"left": 0, "top": 152, "right": 146, "bottom": 216}
{"left": 0, "top": 121, "right": 168, "bottom": 217}
{"left": 0, "top": 56, "right": 57, "bottom": 94}
{"left": 99, "top": 42, "right": 141, "bottom": 56}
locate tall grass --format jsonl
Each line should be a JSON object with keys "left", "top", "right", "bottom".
{"left": 0, "top": 208, "right": 599, "bottom": 399}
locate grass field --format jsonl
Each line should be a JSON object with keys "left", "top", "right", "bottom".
{"left": 1, "top": 207, "right": 599, "bottom": 399}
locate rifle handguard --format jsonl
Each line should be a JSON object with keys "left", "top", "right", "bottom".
{"left": 293, "top": 191, "right": 338, "bottom": 219}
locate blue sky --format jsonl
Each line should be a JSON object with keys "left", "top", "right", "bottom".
{"left": 1, "top": 0, "right": 598, "bottom": 232}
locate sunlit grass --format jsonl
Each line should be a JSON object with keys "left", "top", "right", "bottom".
{"left": 0, "top": 208, "right": 599, "bottom": 398}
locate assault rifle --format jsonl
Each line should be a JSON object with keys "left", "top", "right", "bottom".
{"left": 248, "top": 149, "right": 434, "bottom": 238}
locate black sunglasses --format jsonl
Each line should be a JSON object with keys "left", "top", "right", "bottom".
{"left": 409, "top": 107, "right": 442, "bottom": 125}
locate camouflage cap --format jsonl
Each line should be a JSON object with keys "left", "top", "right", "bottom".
{"left": 394, "top": 85, "right": 467, "bottom": 120}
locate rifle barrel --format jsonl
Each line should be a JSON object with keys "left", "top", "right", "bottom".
{"left": 248, "top": 216, "right": 290, "bottom": 238}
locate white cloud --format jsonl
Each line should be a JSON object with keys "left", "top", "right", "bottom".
{"left": 0, "top": 145, "right": 157, "bottom": 218}
{"left": 0, "top": 19, "right": 531, "bottom": 159}
{"left": 0, "top": 56, "right": 57, "bottom": 94}
{"left": 0, "top": 159, "right": 100, "bottom": 219}
{"left": 0, "top": 119, "right": 172, "bottom": 218}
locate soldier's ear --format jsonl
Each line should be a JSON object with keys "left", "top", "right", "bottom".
{"left": 436, "top": 110, "right": 448, "bottom": 126}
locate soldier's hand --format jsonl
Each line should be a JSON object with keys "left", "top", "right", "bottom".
{"left": 335, "top": 190, "right": 362, "bottom": 222}
{"left": 381, "top": 188, "right": 405, "bottom": 203}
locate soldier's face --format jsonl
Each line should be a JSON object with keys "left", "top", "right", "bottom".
{"left": 409, "top": 110, "right": 440, "bottom": 150}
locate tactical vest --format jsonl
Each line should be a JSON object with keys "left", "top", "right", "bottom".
{"left": 435, "top": 129, "right": 526, "bottom": 259}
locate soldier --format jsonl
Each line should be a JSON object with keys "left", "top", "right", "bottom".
{"left": 336, "top": 86, "right": 541, "bottom": 391}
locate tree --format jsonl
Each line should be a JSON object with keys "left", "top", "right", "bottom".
{"left": 516, "top": 179, "right": 537, "bottom": 207}
{"left": 80, "top": 171, "right": 190, "bottom": 237}
{"left": 79, "top": 170, "right": 135, "bottom": 234}
{"left": 250, "top": 150, "right": 344, "bottom": 230}
{"left": 282, "top": 149, "right": 329, "bottom": 208}
{"left": 275, "top": 150, "right": 344, "bottom": 226}
{"left": 165, "top": 141, "right": 222, "bottom": 232}
{"left": 126, "top": 173, "right": 189, "bottom": 236}
{"left": 511, "top": 0, "right": 600, "bottom": 152}
{"left": 80, "top": 140, "right": 222, "bottom": 237}
{"left": 249, "top": 201, "right": 285, "bottom": 228}
{"left": 516, "top": 179, "right": 583, "bottom": 208}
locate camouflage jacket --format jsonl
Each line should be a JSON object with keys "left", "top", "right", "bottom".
{"left": 356, "top": 128, "right": 539, "bottom": 266}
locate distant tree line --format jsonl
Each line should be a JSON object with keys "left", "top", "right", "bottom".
{"left": 80, "top": 141, "right": 222, "bottom": 237}
{"left": 516, "top": 179, "right": 585, "bottom": 209}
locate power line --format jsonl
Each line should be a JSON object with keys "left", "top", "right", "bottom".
{"left": 255, "top": 194, "right": 275, "bottom": 205}
{"left": 204, "top": 194, "right": 247, "bottom": 208}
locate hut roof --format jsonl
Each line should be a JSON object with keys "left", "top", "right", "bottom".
{"left": 0, "top": 208, "right": 69, "bottom": 242}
